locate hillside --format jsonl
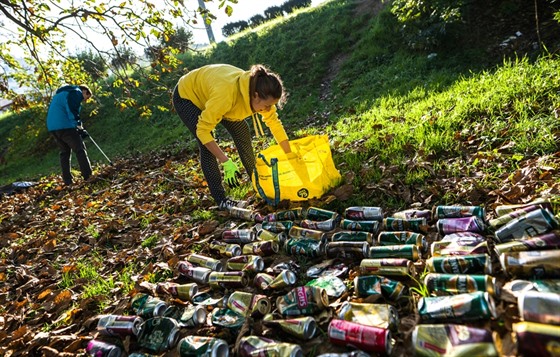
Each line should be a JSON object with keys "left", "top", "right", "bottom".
{"left": 1, "top": 0, "right": 560, "bottom": 356}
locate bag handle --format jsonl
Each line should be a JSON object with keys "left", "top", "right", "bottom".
{"left": 253, "top": 153, "right": 281, "bottom": 206}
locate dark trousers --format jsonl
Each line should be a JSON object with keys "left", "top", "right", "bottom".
{"left": 50, "top": 128, "right": 92, "bottom": 185}
{"left": 172, "top": 86, "right": 255, "bottom": 204}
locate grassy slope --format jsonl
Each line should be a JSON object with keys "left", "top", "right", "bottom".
{"left": 1, "top": 0, "right": 559, "bottom": 209}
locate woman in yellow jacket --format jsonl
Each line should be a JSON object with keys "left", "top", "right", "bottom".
{"left": 173, "top": 64, "right": 292, "bottom": 209}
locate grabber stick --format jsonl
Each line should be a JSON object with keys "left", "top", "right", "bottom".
{"left": 87, "top": 134, "right": 113, "bottom": 165}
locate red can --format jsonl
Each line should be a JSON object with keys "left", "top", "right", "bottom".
{"left": 328, "top": 319, "right": 393, "bottom": 354}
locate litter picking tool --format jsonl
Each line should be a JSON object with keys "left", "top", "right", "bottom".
{"left": 87, "top": 134, "right": 113, "bottom": 165}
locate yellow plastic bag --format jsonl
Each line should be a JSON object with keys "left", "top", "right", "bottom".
{"left": 252, "top": 135, "right": 341, "bottom": 205}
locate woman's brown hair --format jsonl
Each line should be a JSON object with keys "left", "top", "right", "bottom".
{"left": 249, "top": 64, "right": 287, "bottom": 109}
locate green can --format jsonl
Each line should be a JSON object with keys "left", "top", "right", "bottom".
{"left": 417, "top": 291, "right": 497, "bottom": 322}
{"left": 424, "top": 273, "right": 497, "bottom": 296}
{"left": 426, "top": 254, "right": 492, "bottom": 274}
{"left": 305, "top": 206, "right": 340, "bottom": 221}
{"left": 368, "top": 244, "right": 419, "bottom": 261}
{"left": 377, "top": 231, "right": 427, "bottom": 251}
{"left": 261, "top": 221, "right": 293, "bottom": 233}
{"left": 353, "top": 275, "right": 406, "bottom": 301}
{"left": 177, "top": 336, "right": 228, "bottom": 357}
{"left": 360, "top": 258, "right": 416, "bottom": 277}
{"left": 434, "top": 205, "right": 486, "bottom": 220}
{"left": 284, "top": 238, "right": 324, "bottom": 257}
{"left": 331, "top": 230, "right": 374, "bottom": 244}
{"left": 383, "top": 217, "right": 428, "bottom": 234}
{"left": 340, "top": 219, "right": 380, "bottom": 233}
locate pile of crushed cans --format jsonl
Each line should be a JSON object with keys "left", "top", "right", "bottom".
{"left": 86, "top": 199, "right": 560, "bottom": 356}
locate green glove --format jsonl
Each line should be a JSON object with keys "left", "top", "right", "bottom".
{"left": 222, "top": 159, "right": 241, "bottom": 188}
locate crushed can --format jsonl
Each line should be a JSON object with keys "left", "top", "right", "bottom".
{"left": 424, "top": 273, "right": 497, "bottom": 296}
{"left": 227, "top": 291, "right": 271, "bottom": 317}
{"left": 495, "top": 198, "right": 553, "bottom": 217}
{"left": 307, "top": 259, "right": 349, "bottom": 279}
{"left": 276, "top": 286, "right": 329, "bottom": 316}
{"left": 367, "top": 244, "right": 419, "bottom": 261}
{"left": 130, "top": 293, "right": 167, "bottom": 318}
{"left": 228, "top": 206, "right": 256, "bottom": 221}
{"left": 494, "top": 207, "right": 559, "bottom": 242}
{"left": 137, "top": 316, "right": 181, "bottom": 353}
{"left": 208, "top": 271, "right": 249, "bottom": 289}
{"left": 500, "top": 250, "right": 560, "bottom": 278}
{"left": 288, "top": 226, "right": 326, "bottom": 241}
{"left": 340, "top": 219, "right": 380, "bottom": 233}
{"left": 437, "top": 216, "right": 485, "bottom": 235}
{"left": 211, "top": 307, "right": 245, "bottom": 332}
{"left": 238, "top": 336, "right": 303, "bottom": 357}
{"left": 263, "top": 270, "right": 297, "bottom": 290}
{"left": 156, "top": 282, "right": 198, "bottom": 301}
{"left": 261, "top": 220, "right": 294, "bottom": 233}
{"left": 326, "top": 241, "right": 369, "bottom": 260}
{"left": 344, "top": 206, "right": 384, "bottom": 221}
{"left": 392, "top": 208, "right": 432, "bottom": 221}
{"left": 417, "top": 291, "right": 497, "bottom": 322}
{"left": 412, "top": 324, "right": 498, "bottom": 357}
{"left": 434, "top": 205, "right": 486, "bottom": 220}
{"left": 489, "top": 204, "right": 542, "bottom": 229}
{"left": 221, "top": 229, "right": 256, "bottom": 244}
{"left": 284, "top": 238, "right": 324, "bottom": 257}
{"left": 331, "top": 230, "right": 375, "bottom": 244}
{"left": 166, "top": 304, "right": 207, "bottom": 328}
{"left": 360, "top": 258, "right": 416, "bottom": 277}
{"left": 431, "top": 239, "right": 488, "bottom": 257}
{"left": 97, "top": 315, "right": 143, "bottom": 338}
{"left": 493, "top": 230, "right": 560, "bottom": 255}
{"left": 177, "top": 336, "right": 229, "bottom": 357}
{"left": 187, "top": 253, "right": 223, "bottom": 271}
{"left": 518, "top": 290, "right": 560, "bottom": 325}
{"left": 328, "top": 319, "right": 393, "bottom": 355}
{"left": 210, "top": 240, "right": 242, "bottom": 257}
{"left": 383, "top": 217, "right": 428, "bottom": 234}
{"left": 262, "top": 314, "right": 317, "bottom": 340}
{"left": 338, "top": 301, "right": 399, "bottom": 331}
{"left": 255, "top": 228, "right": 287, "bottom": 244}
{"left": 242, "top": 240, "right": 279, "bottom": 256}
{"left": 354, "top": 275, "right": 406, "bottom": 301}
{"left": 513, "top": 321, "right": 560, "bottom": 357}
{"left": 86, "top": 339, "right": 123, "bottom": 357}
{"left": 226, "top": 255, "right": 264, "bottom": 272}
{"left": 265, "top": 208, "right": 304, "bottom": 221}
{"left": 300, "top": 218, "right": 339, "bottom": 231}
{"left": 306, "top": 275, "right": 347, "bottom": 299}
{"left": 426, "top": 254, "right": 492, "bottom": 274}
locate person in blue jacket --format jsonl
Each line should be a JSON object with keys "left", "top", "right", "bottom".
{"left": 46, "top": 85, "right": 93, "bottom": 185}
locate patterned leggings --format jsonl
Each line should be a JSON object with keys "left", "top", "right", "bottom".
{"left": 172, "top": 86, "right": 255, "bottom": 204}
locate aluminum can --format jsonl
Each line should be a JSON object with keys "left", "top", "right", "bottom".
{"left": 137, "top": 316, "right": 180, "bottom": 353}
{"left": 431, "top": 240, "right": 488, "bottom": 257}
{"left": 208, "top": 271, "right": 249, "bottom": 289}
{"left": 328, "top": 319, "right": 393, "bottom": 355}
{"left": 326, "top": 241, "right": 369, "bottom": 259}
{"left": 156, "top": 282, "right": 198, "bottom": 301}
{"left": 228, "top": 206, "right": 255, "bottom": 222}
{"left": 489, "top": 204, "right": 541, "bottom": 229}
{"left": 307, "top": 259, "right": 348, "bottom": 278}
{"left": 500, "top": 250, "right": 560, "bottom": 278}
{"left": 86, "top": 340, "right": 123, "bottom": 357}
{"left": 417, "top": 291, "right": 497, "bottom": 322}
{"left": 518, "top": 290, "right": 560, "bottom": 325}
{"left": 176, "top": 304, "right": 207, "bottom": 328}
{"left": 434, "top": 205, "right": 486, "bottom": 220}
{"left": 494, "top": 230, "right": 560, "bottom": 255}
{"left": 367, "top": 244, "right": 419, "bottom": 261}
{"left": 495, "top": 198, "right": 553, "bottom": 217}
{"left": 253, "top": 272, "right": 275, "bottom": 290}
{"left": 265, "top": 208, "right": 303, "bottom": 221}
{"left": 261, "top": 220, "right": 293, "bottom": 233}
{"left": 226, "top": 255, "right": 264, "bottom": 272}
{"left": 441, "top": 231, "right": 486, "bottom": 242}
{"left": 300, "top": 218, "right": 339, "bottom": 231}
{"left": 513, "top": 321, "right": 560, "bottom": 357}
{"left": 255, "top": 228, "right": 286, "bottom": 244}
{"left": 284, "top": 238, "right": 324, "bottom": 257}
{"left": 210, "top": 240, "right": 242, "bottom": 257}
{"left": 130, "top": 293, "right": 167, "bottom": 317}
{"left": 177, "top": 336, "right": 229, "bottom": 357}
{"left": 424, "top": 273, "right": 497, "bottom": 296}
{"left": 338, "top": 301, "right": 399, "bottom": 331}
{"left": 288, "top": 226, "right": 326, "bottom": 241}
{"left": 392, "top": 208, "right": 432, "bottom": 221}
{"left": 344, "top": 206, "right": 384, "bottom": 221}
{"left": 412, "top": 324, "right": 498, "bottom": 357}
{"left": 262, "top": 314, "right": 317, "bottom": 340}
{"left": 187, "top": 253, "right": 223, "bottom": 271}
{"left": 227, "top": 291, "right": 271, "bottom": 317}
{"left": 494, "top": 208, "right": 559, "bottom": 242}
{"left": 377, "top": 231, "right": 427, "bottom": 251}
{"left": 305, "top": 206, "right": 339, "bottom": 221}
{"left": 178, "top": 264, "right": 212, "bottom": 284}
{"left": 221, "top": 229, "right": 256, "bottom": 244}
{"left": 242, "top": 240, "right": 279, "bottom": 256}
{"left": 360, "top": 258, "right": 415, "bottom": 277}
{"left": 97, "top": 315, "right": 143, "bottom": 338}
{"left": 384, "top": 217, "right": 428, "bottom": 233}
{"left": 426, "top": 254, "right": 492, "bottom": 274}
{"left": 331, "top": 230, "right": 374, "bottom": 244}
{"left": 353, "top": 275, "right": 406, "bottom": 301}
{"left": 267, "top": 270, "right": 298, "bottom": 289}
{"left": 238, "top": 336, "right": 303, "bottom": 357}
{"left": 340, "top": 219, "right": 380, "bottom": 233}
{"left": 437, "top": 216, "right": 485, "bottom": 235}
{"left": 276, "top": 286, "right": 329, "bottom": 316}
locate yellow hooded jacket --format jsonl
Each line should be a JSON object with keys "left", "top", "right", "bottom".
{"left": 177, "top": 64, "right": 289, "bottom": 145}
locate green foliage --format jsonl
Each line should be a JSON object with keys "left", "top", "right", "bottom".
{"left": 141, "top": 234, "right": 161, "bottom": 248}
{"left": 73, "top": 49, "right": 108, "bottom": 81}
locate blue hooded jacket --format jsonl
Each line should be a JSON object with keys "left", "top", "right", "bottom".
{"left": 46, "top": 85, "right": 84, "bottom": 131}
